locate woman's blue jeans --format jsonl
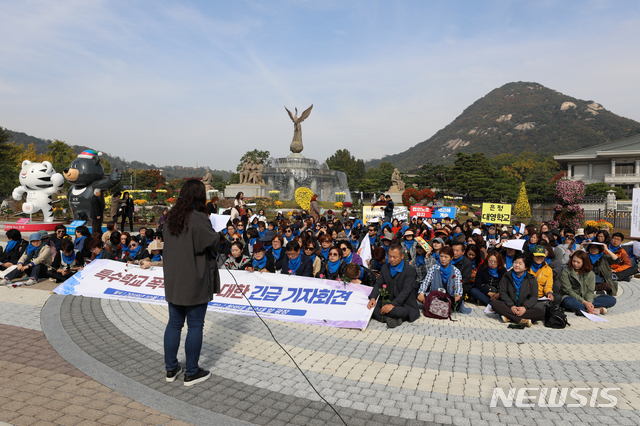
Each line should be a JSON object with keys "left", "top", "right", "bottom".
{"left": 560, "top": 295, "right": 616, "bottom": 312}
{"left": 164, "top": 302, "right": 208, "bottom": 376}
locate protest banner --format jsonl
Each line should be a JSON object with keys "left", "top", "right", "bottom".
{"left": 431, "top": 206, "right": 456, "bottom": 220}
{"left": 362, "top": 206, "right": 408, "bottom": 224}
{"left": 632, "top": 188, "right": 640, "bottom": 239}
{"left": 410, "top": 206, "right": 431, "bottom": 218}
{"left": 54, "top": 259, "right": 374, "bottom": 330}
{"left": 481, "top": 203, "right": 512, "bottom": 225}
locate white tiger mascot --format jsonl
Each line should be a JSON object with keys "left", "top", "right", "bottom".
{"left": 12, "top": 160, "right": 65, "bottom": 223}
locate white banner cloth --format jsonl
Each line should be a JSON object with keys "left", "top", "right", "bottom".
{"left": 54, "top": 260, "right": 374, "bottom": 329}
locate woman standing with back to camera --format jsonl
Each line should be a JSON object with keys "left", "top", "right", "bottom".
{"left": 162, "top": 179, "right": 220, "bottom": 386}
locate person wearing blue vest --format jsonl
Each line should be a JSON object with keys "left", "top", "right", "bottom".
{"left": 417, "top": 245, "right": 471, "bottom": 314}
{"left": 367, "top": 244, "right": 420, "bottom": 328}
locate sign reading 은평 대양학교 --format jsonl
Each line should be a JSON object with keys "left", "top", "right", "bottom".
{"left": 481, "top": 203, "right": 512, "bottom": 225}
{"left": 53, "top": 259, "right": 375, "bottom": 330}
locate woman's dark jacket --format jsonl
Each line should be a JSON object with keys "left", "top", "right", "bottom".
{"left": 498, "top": 271, "right": 539, "bottom": 309}
{"left": 163, "top": 211, "right": 221, "bottom": 306}
{"left": 473, "top": 267, "right": 506, "bottom": 297}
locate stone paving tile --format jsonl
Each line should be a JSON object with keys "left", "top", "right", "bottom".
{"left": 61, "top": 296, "right": 448, "bottom": 426}
{"left": 0, "top": 323, "right": 189, "bottom": 425}
{"left": 93, "top": 284, "right": 640, "bottom": 425}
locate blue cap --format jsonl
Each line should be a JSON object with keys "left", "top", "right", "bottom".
{"left": 30, "top": 233, "right": 42, "bottom": 242}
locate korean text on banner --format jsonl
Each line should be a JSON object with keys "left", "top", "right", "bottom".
{"left": 631, "top": 188, "right": 640, "bottom": 238}
{"left": 481, "top": 203, "right": 512, "bottom": 225}
{"left": 431, "top": 207, "right": 456, "bottom": 220}
{"left": 362, "top": 206, "right": 384, "bottom": 224}
{"left": 410, "top": 206, "right": 431, "bottom": 218}
{"left": 53, "top": 259, "right": 374, "bottom": 330}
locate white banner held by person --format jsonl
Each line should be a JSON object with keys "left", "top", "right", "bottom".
{"left": 631, "top": 188, "right": 640, "bottom": 239}
{"left": 54, "top": 259, "right": 374, "bottom": 330}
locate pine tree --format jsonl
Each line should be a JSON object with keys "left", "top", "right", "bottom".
{"left": 514, "top": 182, "right": 531, "bottom": 219}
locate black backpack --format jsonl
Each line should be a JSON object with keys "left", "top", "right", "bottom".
{"left": 544, "top": 304, "right": 570, "bottom": 329}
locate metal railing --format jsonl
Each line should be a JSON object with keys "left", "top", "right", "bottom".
{"left": 583, "top": 209, "right": 631, "bottom": 230}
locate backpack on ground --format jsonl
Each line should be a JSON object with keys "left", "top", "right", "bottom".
{"left": 544, "top": 304, "right": 570, "bottom": 329}
{"left": 423, "top": 290, "right": 453, "bottom": 320}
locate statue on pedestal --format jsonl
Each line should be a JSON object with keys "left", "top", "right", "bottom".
{"left": 202, "top": 169, "right": 215, "bottom": 192}
{"left": 285, "top": 104, "right": 313, "bottom": 154}
{"left": 238, "top": 159, "right": 266, "bottom": 185}
{"left": 390, "top": 168, "right": 405, "bottom": 192}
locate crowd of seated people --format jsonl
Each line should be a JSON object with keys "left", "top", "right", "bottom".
{"left": 0, "top": 220, "right": 164, "bottom": 286}
{"left": 3, "top": 190, "right": 637, "bottom": 330}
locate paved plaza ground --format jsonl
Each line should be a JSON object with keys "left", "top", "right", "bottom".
{"left": 0, "top": 275, "right": 640, "bottom": 425}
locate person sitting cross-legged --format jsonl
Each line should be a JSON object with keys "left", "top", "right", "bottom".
{"left": 1, "top": 233, "right": 52, "bottom": 286}
{"left": 367, "top": 244, "right": 420, "bottom": 328}
{"left": 417, "top": 245, "right": 472, "bottom": 314}
{"left": 608, "top": 232, "right": 637, "bottom": 282}
{"left": 560, "top": 250, "right": 616, "bottom": 316}
{"left": 490, "top": 253, "right": 545, "bottom": 326}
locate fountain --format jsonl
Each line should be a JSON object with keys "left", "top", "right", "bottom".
{"left": 225, "top": 105, "right": 352, "bottom": 202}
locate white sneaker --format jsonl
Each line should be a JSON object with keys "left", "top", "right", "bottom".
{"left": 0, "top": 279, "right": 10, "bottom": 286}
{"left": 24, "top": 279, "right": 37, "bottom": 286}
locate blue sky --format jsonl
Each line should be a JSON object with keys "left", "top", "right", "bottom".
{"left": 1, "top": 0, "right": 639, "bottom": 171}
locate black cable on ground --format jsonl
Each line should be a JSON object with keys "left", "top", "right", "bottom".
{"left": 222, "top": 266, "right": 349, "bottom": 426}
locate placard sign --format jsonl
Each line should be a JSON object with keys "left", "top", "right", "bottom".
{"left": 410, "top": 206, "right": 431, "bottom": 218}
{"left": 631, "top": 188, "right": 640, "bottom": 239}
{"left": 481, "top": 203, "right": 512, "bottom": 225}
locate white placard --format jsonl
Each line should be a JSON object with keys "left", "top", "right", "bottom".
{"left": 631, "top": 188, "right": 640, "bottom": 238}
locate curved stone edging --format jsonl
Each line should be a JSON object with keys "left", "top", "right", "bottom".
{"left": 41, "top": 294, "right": 255, "bottom": 426}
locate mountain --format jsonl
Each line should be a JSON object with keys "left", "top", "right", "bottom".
{"left": 366, "top": 81, "right": 640, "bottom": 170}
{"left": 6, "top": 130, "right": 232, "bottom": 180}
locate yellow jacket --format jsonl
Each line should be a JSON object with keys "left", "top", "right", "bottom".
{"left": 530, "top": 263, "right": 554, "bottom": 298}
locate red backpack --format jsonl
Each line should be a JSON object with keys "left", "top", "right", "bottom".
{"left": 423, "top": 290, "right": 453, "bottom": 320}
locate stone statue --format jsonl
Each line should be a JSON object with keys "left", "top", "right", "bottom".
{"left": 202, "top": 169, "right": 215, "bottom": 191}
{"left": 250, "top": 160, "right": 266, "bottom": 185}
{"left": 239, "top": 159, "right": 253, "bottom": 184}
{"left": 391, "top": 168, "right": 405, "bottom": 192}
{"left": 285, "top": 104, "right": 313, "bottom": 154}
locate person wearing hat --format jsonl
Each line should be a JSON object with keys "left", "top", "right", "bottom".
{"left": 401, "top": 229, "right": 418, "bottom": 265}
{"left": 1, "top": 232, "right": 52, "bottom": 286}
{"left": 38, "top": 229, "right": 57, "bottom": 262}
{"left": 245, "top": 242, "right": 275, "bottom": 273}
{"left": 484, "top": 225, "right": 501, "bottom": 251}
{"left": 529, "top": 245, "right": 555, "bottom": 302}
{"left": 48, "top": 238, "right": 86, "bottom": 282}
{"left": 139, "top": 240, "right": 163, "bottom": 269}
{"left": 584, "top": 241, "right": 621, "bottom": 296}
{"left": 380, "top": 232, "right": 394, "bottom": 257}
{"left": 430, "top": 237, "right": 444, "bottom": 265}
{"left": 383, "top": 195, "right": 394, "bottom": 224}
{"left": 574, "top": 228, "right": 586, "bottom": 245}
